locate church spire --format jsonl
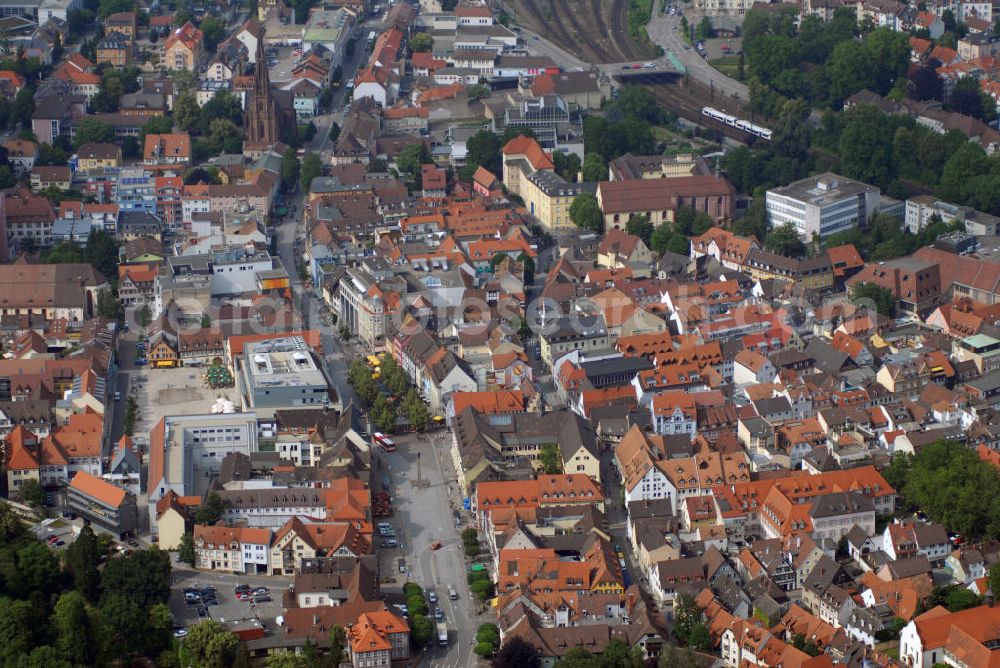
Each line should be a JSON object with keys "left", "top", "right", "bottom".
{"left": 244, "top": 28, "right": 278, "bottom": 147}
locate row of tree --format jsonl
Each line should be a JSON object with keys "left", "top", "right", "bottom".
{"left": 347, "top": 358, "right": 431, "bottom": 432}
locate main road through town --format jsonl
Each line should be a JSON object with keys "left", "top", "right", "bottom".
{"left": 377, "top": 430, "right": 488, "bottom": 668}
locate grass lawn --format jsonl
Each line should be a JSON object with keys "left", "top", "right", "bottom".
{"left": 710, "top": 56, "right": 742, "bottom": 80}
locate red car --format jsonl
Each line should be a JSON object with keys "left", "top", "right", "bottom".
{"left": 430, "top": 541, "right": 442, "bottom": 550}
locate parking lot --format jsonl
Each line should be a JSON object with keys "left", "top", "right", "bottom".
{"left": 169, "top": 567, "right": 289, "bottom": 634}
{"left": 265, "top": 44, "right": 302, "bottom": 85}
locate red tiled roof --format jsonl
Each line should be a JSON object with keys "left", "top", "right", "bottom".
{"left": 70, "top": 471, "right": 126, "bottom": 508}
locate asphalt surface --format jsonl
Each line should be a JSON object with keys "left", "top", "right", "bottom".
{"left": 646, "top": 7, "right": 749, "bottom": 101}
{"left": 376, "top": 431, "right": 488, "bottom": 668}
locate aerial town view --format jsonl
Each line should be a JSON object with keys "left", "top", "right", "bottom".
{"left": 7, "top": 0, "right": 1000, "bottom": 665}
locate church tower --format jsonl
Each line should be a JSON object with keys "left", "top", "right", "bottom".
{"left": 244, "top": 34, "right": 278, "bottom": 147}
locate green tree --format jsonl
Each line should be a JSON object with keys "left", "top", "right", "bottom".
{"left": 989, "top": 562, "right": 1000, "bottom": 601}
{"left": 581, "top": 152, "right": 607, "bottom": 182}
{"left": 403, "top": 389, "right": 429, "bottom": 431}
{"left": 791, "top": 633, "right": 822, "bottom": 656}
{"left": 281, "top": 147, "right": 300, "bottom": 192}
{"left": 733, "top": 190, "right": 769, "bottom": 241}
{"left": 208, "top": 117, "right": 242, "bottom": 154}
{"left": 53, "top": 592, "right": 95, "bottom": 665}
{"left": 173, "top": 90, "right": 201, "bottom": 132}
{"left": 373, "top": 395, "right": 397, "bottom": 433}
{"left": 198, "top": 90, "right": 243, "bottom": 133}
{"left": 492, "top": 637, "right": 541, "bottom": 668}
{"left": 329, "top": 625, "right": 347, "bottom": 667}
{"left": 849, "top": 281, "right": 896, "bottom": 317}
{"left": 555, "top": 647, "right": 596, "bottom": 668}
{"left": 569, "top": 192, "right": 603, "bottom": 233}
{"left": 99, "top": 593, "right": 147, "bottom": 659}
{"left": 465, "top": 130, "right": 503, "bottom": 175}
{"left": 184, "top": 620, "right": 239, "bottom": 668}
{"left": 10, "top": 88, "right": 36, "bottom": 129}
{"left": 200, "top": 15, "right": 225, "bottom": 51}
{"left": 17, "top": 478, "right": 43, "bottom": 507}
{"left": 672, "top": 593, "right": 701, "bottom": 645}
{"left": 410, "top": 32, "right": 433, "bottom": 52}
{"left": 267, "top": 653, "right": 312, "bottom": 668}
{"left": 696, "top": 16, "right": 713, "bottom": 40}
{"left": 64, "top": 525, "right": 103, "bottom": 601}
{"left": 893, "top": 439, "right": 1000, "bottom": 539}
{"left": 84, "top": 229, "right": 120, "bottom": 280}
{"left": 300, "top": 152, "right": 323, "bottom": 192}
{"left": 73, "top": 118, "right": 115, "bottom": 148}
{"left": 100, "top": 549, "right": 171, "bottom": 608}
{"left": 944, "top": 586, "right": 982, "bottom": 612}
{"left": 467, "top": 83, "right": 492, "bottom": 100}
{"left": 626, "top": 214, "right": 654, "bottom": 246}
{"left": 97, "top": 0, "right": 134, "bottom": 18}
{"left": 0, "top": 598, "right": 42, "bottom": 665}
{"left": 539, "top": 443, "right": 562, "bottom": 474}
{"left": 763, "top": 222, "right": 807, "bottom": 257}
{"left": 553, "top": 150, "right": 581, "bottom": 182}
{"left": 195, "top": 492, "right": 226, "bottom": 525}
{"left": 410, "top": 613, "right": 434, "bottom": 648}
{"left": 138, "top": 303, "right": 152, "bottom": 328}
{"left": 329, "top": 121, "right": 341, "bottom": 142}
{"left": 688, "top": 623, "right": 711, "bottom": 652}
{"left": 36, "top": 142, "right": 69, "bottom": 167}
{"left": 96, "top": 287, "right": 123, "bottom": 320}
{"left": 21, "top": 645, "right": 71, "bottom": 668}
{"left": 462, "top": 528, "right": 480, "bottom": 556}
{"left": 476, "top": 624, "right": 500, "bottom": 656}
{"left": 178, "top": 532, "right": 196, "bottom": 566}
{"left": 396, "top": 143, "right": 432, "bottom": 177}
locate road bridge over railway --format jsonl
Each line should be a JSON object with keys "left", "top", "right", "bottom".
{"left": 599, "top": 53, "right": 687, "bottom": 83}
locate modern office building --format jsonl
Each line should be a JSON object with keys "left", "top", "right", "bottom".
{"left": 765, "top": 172, "right": 881, "bottom": 241}
{"left": 239, "top": 336, "right": 332, "bottom": 420}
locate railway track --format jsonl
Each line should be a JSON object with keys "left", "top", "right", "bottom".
{"left": 611, "top": 0, "right": 650, "bottom": 62}
{"left": 519, "top": 0, "right": 578, "bottom": 59}
{"left": 552, "top": 0, "right": 615, "bottom": 63}
{"left": 643, "top": 81, "right": 756, "bottom": 143}
{"left": 609, "top": 0, "right": 631, "bottom": 61}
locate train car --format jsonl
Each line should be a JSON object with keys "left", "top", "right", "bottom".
{"left": 702, "top": 106, "right": 772, "bottom": 140}
{"left": 702, "top": 106, "right": 727, "bottom": 122}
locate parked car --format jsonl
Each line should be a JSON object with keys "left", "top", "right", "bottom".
{"left": 254, "top": 595, "right": 272, "bottom": 603}
{"left": 398, "top": 558, "right": 406, "bottom": 573}
{"left": 382, "top": 539, "right": 398, "bottom": 548}
{"left": 253, "top": 586, "right": 268, "bottom": 595}
{"left": 173, "top": 628, "right": 188, "bottom": 638}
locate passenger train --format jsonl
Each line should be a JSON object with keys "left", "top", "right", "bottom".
{"left": 701, "top": 106, "right": 772, "bottom": 140}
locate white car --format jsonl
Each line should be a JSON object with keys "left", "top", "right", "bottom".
{"left": 173, "top": 628, "right": 188, "bottom": 638}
